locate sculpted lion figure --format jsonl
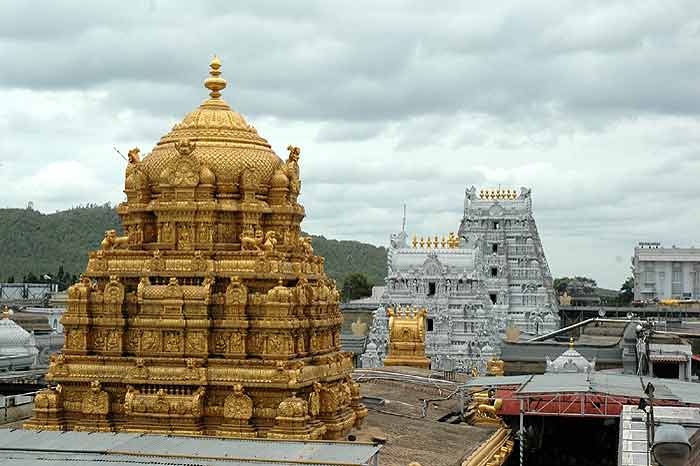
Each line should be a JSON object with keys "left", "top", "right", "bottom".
{"left": 100, "top": 229, "right": 129, "bottom": 250}
{"left": 240, "top": 230, "right": 261, "bottom": 251}
{"left": 300, "top": 236, "right": 314, "bottom": 256}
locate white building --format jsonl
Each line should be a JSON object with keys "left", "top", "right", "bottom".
{"left": 363, "top": 186, "right": 559, "bottom": 373}
{"left": 0, "top": 309, "right": 38, "bottom": 371}
{"left": 632, "top": 242, "right": 700, "bottom": 301}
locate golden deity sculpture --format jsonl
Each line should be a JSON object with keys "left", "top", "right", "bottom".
{"left": 24, "top": 57, "right": 366, "bottom": 439}
{"left": 383, "top": 305, "right": 430, "bottom": 369}
{"left": 486, "top": 358, "right": 505, "bottom": 377}
{"left": 465, "top": 390, "right": 505, "bottom": 427}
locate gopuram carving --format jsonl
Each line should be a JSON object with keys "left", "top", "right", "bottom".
{"left": 25, "top": 57, "right": 365, "bottom": 439}
{"left": 363, "top": 186, "right": 558, "bottom": 374}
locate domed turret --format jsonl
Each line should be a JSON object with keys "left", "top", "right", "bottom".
{"left": 546, "top": 338, "right": 595, "bottom": 374}
{"left": 139, "top": 57, "right": 283, "bottom": 193}
{"left": 0, "top": 306, "right": 38, "bottom": 358}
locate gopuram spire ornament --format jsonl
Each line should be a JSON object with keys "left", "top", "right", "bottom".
{"left": 204, "top": 55, "right": 226, "bottom": 99}
{"left": 25, "top": 57, "right": 366, "bottom": 439}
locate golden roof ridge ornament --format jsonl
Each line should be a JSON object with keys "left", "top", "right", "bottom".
{"left": 204, "top": 55, "right": 227, "bottom": 99}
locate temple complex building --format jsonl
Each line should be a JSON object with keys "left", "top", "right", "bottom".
{"left": 363, "top": 187, "right": 558, "bottom": 373}
{"left": 0, "top": 307, "right": 39, "bottom": 372}
{"left": 24, "top": 57, "right": 366, "bottom": 439}
{"left": 632, "top": 241, "right": 700, "bottom": 301}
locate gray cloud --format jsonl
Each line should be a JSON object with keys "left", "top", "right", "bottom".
{"left": 1, "top": 0, "right": 700, "bottom": 288}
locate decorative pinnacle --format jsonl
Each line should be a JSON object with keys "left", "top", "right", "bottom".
{"left": 569, "top": 336, "right": 575, "bottom": 350}
{"left": 2, "top": 305, "right": 9, "bottom": 320}
{"left": 204, "top": 55, "right": 227, "bottom": 99}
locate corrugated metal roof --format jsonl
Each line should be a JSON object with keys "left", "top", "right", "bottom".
{"left": 0, "top": 429, "right": 381, "bottom": 466}
{"left": 463, "top": 375, "right": 532, "bottom": 388}
{"left": 465, "top": 373, "right": 700, "bottom": 405}
{"left": 500, "top": 341, "right": 622, "bottom": 363}
{"left": 517, "top": 373, "right": 591, "bottom": 394}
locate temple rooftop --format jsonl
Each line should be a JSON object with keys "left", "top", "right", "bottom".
{"left": 0, "top": 428, "right": 381, "bottom": 466}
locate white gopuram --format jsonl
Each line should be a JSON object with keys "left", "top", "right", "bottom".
{"left": 363, "top": 186, "right": 559, "bottom": 373}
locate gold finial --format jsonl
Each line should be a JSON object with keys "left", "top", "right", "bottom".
{"left": 411, "top": 234, "right": 417, "bottom": 249}
{"left": 2, "top": 305, "right": 9, "bottom": 320}
{"left": 569, "top": 337, "right": 574, "bottom": 350}
{"left": 204, "top": 55, "right": 227, "bottom": 99}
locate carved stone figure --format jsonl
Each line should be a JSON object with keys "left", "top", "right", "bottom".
{"left": 240, "top": 230, "right": 261, "bottom": 252}
{"left": 81, "top": 381, "right": 109, "bottom": 415}
{"left": 262, "top": 231, "right": 277, "bottom": 253}
{"left": 100, "top": 230, "right": 129, "bottom": 250}
{"left": 223, "top": 384, "right": 253, "bottom": 420}
{"left": 284, "top": 145, "right": 301, "bottom": 194}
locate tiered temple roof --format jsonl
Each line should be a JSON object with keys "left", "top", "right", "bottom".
{"left": 25, "top": 57, "right": 366, "bottom": 439}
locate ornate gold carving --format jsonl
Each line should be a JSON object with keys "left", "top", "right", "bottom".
{"left": 101, "top": 229, "right": 129, "bottom": 250}
{"left": 466, "top": 391, "right": 505, "bottom": 427}
{"left": 223, "top": 384, "right": 253, "bottom": 420}
{"left": 384, "top": 305, "right": 430, "bottom": 369}
{"left": 82, "top": 380, "right": 110, "bottom": 415}
{"left": 23, "top": 385, "right": 65, "bottom": 431}
{"left": 487, "top": 358, "right": 505, "bottom": 376}
{"left": 462, "top": 427, "right": 514, "bottom": 466}
{"left": 27, "top": 56, "right": 362, "bottom": 440}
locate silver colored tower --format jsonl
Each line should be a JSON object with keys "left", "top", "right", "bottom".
{"left": 362, "top": 186, "right": 559, "bottom": 373}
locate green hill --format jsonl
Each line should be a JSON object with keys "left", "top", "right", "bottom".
{"left": 0, "top": 206, "right": 386, "bottom": 288}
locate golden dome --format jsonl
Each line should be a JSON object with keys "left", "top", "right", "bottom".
{"left": 270, "top": 168, "right": 289, "bottom": 189}
{"left": 199, "top": 165, "right": 216, "bottom": 185}
{"left": 140, "top": 57, "right": 283, "bottom": 192}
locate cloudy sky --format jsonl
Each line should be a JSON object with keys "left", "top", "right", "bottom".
{"left": 1, "top": 1, "right": 699, "bottom": 288}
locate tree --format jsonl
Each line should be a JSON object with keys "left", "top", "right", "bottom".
{"left": 553, "top": 276, "right": 598, "bottom": 295}
{"left": 620, "top": 276, "right": 634, "bottom": 305}
{"left": 553, "top": 277, "right": 570, "bottom": 295}
{"left": 342, "top": 273, "right": 373, "bottom": 302}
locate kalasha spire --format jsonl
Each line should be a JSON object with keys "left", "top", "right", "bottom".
{"left": 204, "top": 55, "right": 227, "bottom": 99}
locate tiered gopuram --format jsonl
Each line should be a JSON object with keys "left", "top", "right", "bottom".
{"left": 363, "top": 185, "right": 558, "bottom": 374}
{"left": 25, "top": 57, "right": 366, "bottom": 439}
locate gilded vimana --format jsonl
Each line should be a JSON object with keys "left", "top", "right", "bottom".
{"left": 24, "top": 57, "right": 367, "bottom": 439}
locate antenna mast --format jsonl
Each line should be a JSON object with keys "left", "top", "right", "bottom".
{"left": 401, "top": 203, "right": 406, "bottom": 233}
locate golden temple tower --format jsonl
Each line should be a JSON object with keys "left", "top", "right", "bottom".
{"left": 24, "top": 57, "right": 366, "bottom": 439}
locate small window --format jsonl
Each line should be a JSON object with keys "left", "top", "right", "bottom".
{"left": 489, "top": 293, "right": 497, "bottom": 304}
{"left": 493, "top": 221, "right": 500, "bottom": 230}
{"left": 427, "top": 318, "right": 434, "bottom": 332}
{"left": 428, "top": 282, "right": 436, "bottom": 296}
{"left": 492, "top": 243, "right": 498, "bottom": 253}
{"left": 490, "top": 267, "right": 498, "bottom": 277}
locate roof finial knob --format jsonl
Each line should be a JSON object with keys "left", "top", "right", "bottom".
{"left": 569, "top": 336, "right": 575, "bottom": 350}
{"left": 2, "top": 305, "right": 9, "bottom": 320}
{"left": 204, "top": 55, "right": 227, "bottom": 99}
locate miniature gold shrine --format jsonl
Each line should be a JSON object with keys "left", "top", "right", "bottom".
{"left": 383, "top": 305, "right": 430, "bottom": 369}
{"left": 25, "top": 57, "right": 367, "bottom": 439}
